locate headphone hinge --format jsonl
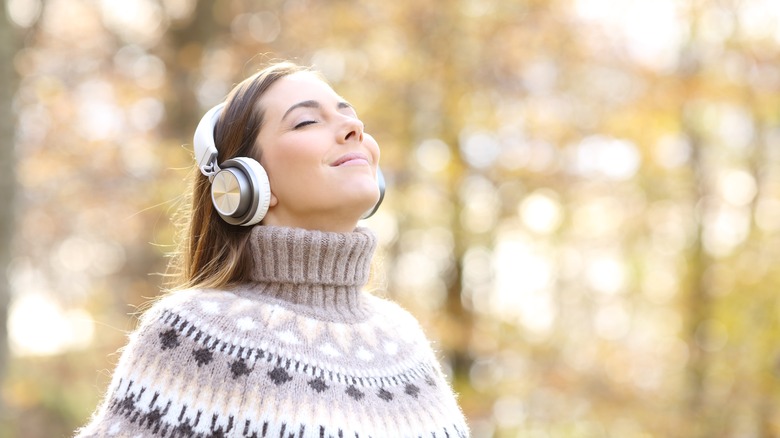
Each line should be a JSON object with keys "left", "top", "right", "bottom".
{"left": 200, "top": 151, "right": 221, "bottom": 182}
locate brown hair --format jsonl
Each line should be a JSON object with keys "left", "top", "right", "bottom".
{"left": 167, "top": 61, "right": 310, "bottom": 290}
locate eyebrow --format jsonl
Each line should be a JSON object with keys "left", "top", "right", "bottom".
{"left": 281, "top": 100, "right": 355, "bottom": 122}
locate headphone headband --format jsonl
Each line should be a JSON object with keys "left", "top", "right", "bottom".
{"left": 193, "top": 103, "right": 226, "bottom": 181}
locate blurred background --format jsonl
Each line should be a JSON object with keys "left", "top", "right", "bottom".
{"left": 1, "top": 0, "right": 780, "bottom": 437}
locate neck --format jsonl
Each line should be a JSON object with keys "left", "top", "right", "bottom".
{"left": 261, "top": 216, "right": 358, "bottom": 233}
{"left": 261, "top": 204, "right": 368, "bottom": 233}
{"left": 243, "top": 225, "right": 377, "bottom": 321}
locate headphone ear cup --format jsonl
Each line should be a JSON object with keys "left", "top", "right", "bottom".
{"left": 361, "top": 167, "right": 386, "bottom": 220}
{"left": 211, "top": 166, "right": 251, "bottom": 221}
{"left": 212, "top": 157, "right": 271, "bottom": 226}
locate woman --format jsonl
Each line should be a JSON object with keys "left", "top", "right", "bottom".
{"left": 75, "top": 62, "right": 469, "bottom": 437}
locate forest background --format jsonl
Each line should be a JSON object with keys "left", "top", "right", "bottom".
{"left": 1, "top": 0, "right": 780, "bottom": 437}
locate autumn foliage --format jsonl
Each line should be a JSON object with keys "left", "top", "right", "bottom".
{"left": 1, "top": 0, "right": 780, "bottom": 437}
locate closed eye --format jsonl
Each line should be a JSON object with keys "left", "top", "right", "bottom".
{"left": 294, "top": 120, "right": 317, "bottom": 129}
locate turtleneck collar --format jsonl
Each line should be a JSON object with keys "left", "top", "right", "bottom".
{"left": 242, "top": 225, "right": 377, "bottom": 321}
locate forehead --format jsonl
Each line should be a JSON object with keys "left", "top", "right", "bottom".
{"left": 258, "top": 71, "right": 341, "bottom": 116}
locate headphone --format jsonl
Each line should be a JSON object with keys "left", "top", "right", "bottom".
{"left": 193, "top": 103, "right": 385, "bottom": 226}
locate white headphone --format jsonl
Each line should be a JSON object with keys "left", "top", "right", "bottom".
{"left": 193, "top": 103, "right": 385, "bottom": 226}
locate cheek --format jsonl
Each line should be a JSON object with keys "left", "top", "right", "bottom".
{"left": 261, "top": 141, "right": 327, "bottom": 194}
{"left": 265, "top": 134, "right": 324, "bottom": 166}
{"left": 365, "top": 137, "right": 381, "bottom": 163}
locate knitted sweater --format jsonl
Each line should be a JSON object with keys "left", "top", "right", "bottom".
{"left": 75, "top": 226, "right": 469, "bottom": 438}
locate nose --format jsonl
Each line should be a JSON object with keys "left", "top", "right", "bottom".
{"left": 339, "top": 116, "right": 364, "bottom": 143}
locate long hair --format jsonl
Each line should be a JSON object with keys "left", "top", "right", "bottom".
{"left": 167, "top": 62, "right": 310, "bottom": 291}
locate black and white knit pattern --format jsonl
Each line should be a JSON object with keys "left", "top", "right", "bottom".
{"left": 76, "top": 226, "right": 469, "bottom": 438}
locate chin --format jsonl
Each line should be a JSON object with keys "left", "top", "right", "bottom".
{"left": 307, "top": 178, "right": 379, "bottom": 216}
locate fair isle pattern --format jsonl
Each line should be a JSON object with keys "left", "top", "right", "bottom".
{"left": 81, "top": 292, "right": 468, "bottom": 438}
{"left": 155, "top": 309, "right": 440, "bottom": 391}
{"left": 76, "top": 226, "right": 469, "bottom": 438}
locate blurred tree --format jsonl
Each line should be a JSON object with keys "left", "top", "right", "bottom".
{"left": 163, "top": 0, "right": 223, "bottom": 135}
{"left": 4, "top": 0, "right": 780, "bottom": 437}
{"left": 0, "top": 0, "right": 20, "bottom": 405}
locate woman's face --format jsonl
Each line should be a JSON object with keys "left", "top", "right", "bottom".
{"left": 254, "top": 72, "right": 381, "bottom": 232}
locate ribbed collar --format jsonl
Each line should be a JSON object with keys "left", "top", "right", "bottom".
{"left": 244, "top": 225, "right": 377, "bottom": 321}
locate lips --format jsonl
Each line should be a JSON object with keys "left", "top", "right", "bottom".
{"left": 331, "top": 152, "right": 370, "bottom": 167}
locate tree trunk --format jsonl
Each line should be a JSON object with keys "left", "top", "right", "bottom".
{"left": 161, "top": 0, "right": 223, "bottom": 134}
{"left": 0, "top": 2, "right": 20, "bottom": 398}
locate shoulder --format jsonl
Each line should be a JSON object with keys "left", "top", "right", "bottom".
{"left": 137, "top": 288, "right": 234, "bottom": 321}
{"left": 146, "top": 287, "right": 243, "bottom": 309}
{"left": 365, "top": 293, "right": 417, "bottom": 321}
{"left": 364, "top": 294, "right": 432, "bottom": 344}
{"left": 132, "top": 288, "right": 254, "bottom": 338}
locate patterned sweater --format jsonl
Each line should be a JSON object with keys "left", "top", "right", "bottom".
{"left": 75, "top": 226, "right": 469, "bottom": 438}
